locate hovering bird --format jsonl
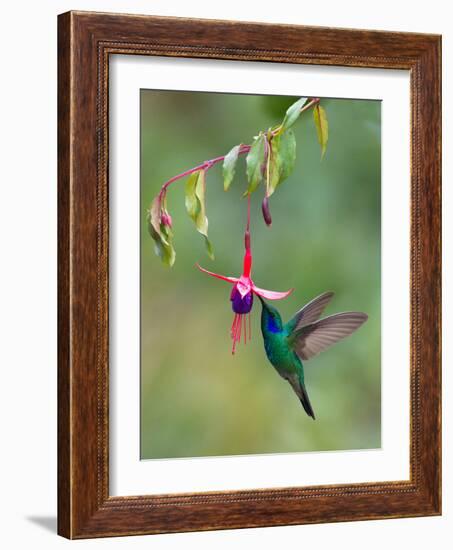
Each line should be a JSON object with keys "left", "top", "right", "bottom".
{"left": 258, "top": 292, "right": 368, "bottom": 419}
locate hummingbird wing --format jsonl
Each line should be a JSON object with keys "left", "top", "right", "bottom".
{"left": 285, "top": 291, "right": 335, "bottom": 334}
{"left": 288, "top": 312, "right": 368, "bottom": 361}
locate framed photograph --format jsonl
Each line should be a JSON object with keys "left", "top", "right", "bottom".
{"left": 58, "top": 11, "right": 441, "bottom": 539}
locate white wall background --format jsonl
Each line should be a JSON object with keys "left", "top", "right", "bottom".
{"left": 0, "top": 1, "right": 449, "bottom": 548}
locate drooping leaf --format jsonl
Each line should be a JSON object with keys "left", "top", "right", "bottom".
{"left": 245, "top": 134, "right": 265, "bottom": 195}
{"left": 159, "top": 223, "right": 176, "bottom": 266}
{"left": 195, "top": 172, "right": 215, "bottom": 260}
{"left": 223, "top": 144, "right": 241, "bottom": 191}
{"left": 281, "top": 97, "right": 308, "bottom": 131}
{"left": 267, "top": 142, "right": 279, "bottom": 195}
{"left": 204, "top": 236, "right": 215, "bottom": 260}
{"left": 157, "top": 238, "right": 175, "bottom": 266}
{"left": 147, "top": 209, "right": 176, "bottom": 267}
{"left": 185, "top": 170, "right": 214, "bottom": 260}
{"left": 185, "top": 172, "right": 201, "bottom": 222}
{"left": 267, "top": 129, "right": 297, "bottom": 196}
{"left": 194, "top": 170, "right": 208, "bottom": 235}
{"left": 278, "top": 129, "right": 297, "bottom": 181}
{"left": 149, "top": 194, "right": 163, "bottom": 235}
{"left": 313, "top": 104, "right": 328, "bottom": 158}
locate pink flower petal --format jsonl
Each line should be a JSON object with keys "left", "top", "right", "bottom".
{"left": 196, "top": 263, "right": 238, "bottom": 284}
{"left": 252, "top": 286, "right": 294, "bottom": 300}
{"left": 236, "top": 275, "right": 253, "bottom": 297}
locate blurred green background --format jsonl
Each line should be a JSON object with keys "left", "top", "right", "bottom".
{"left": 140, "top": 91, "right": 381, "bottom": 459}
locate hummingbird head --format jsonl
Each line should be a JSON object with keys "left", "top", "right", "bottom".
{"left": 258, "top": 295, "right": 283, "bottom": 334}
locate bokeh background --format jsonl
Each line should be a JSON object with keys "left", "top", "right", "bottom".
{"left": 140, "top": 91, "right": 381, "bottom": 459}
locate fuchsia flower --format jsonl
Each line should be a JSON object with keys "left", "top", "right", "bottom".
{"left": 197, "top": 232, "right": 293, "bottom": 354}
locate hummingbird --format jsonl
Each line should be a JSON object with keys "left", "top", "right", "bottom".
{"left": 258, "top": 292, "right": 368, "bottom": 419}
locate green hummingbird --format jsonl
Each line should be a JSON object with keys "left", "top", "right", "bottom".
{"left": 258, "top": 292, "right": 368, "bottom": 419}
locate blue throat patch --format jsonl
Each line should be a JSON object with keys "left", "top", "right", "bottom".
{"left": 267, "top": 315, "right": 281, "bottom": 333}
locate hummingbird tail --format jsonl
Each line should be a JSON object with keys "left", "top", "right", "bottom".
{"left": 286, "top": 374, "right": 316, "bottom": 420}
{"left": 299, "top": 382, "right": 316, "bottom": 420}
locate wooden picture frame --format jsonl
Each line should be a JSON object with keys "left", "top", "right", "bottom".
{"left": 58, "top": 10, "right": 441, "bottom": 539}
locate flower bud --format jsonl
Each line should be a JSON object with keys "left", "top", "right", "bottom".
{"left": 161, "top": 211, "right": 173, "bottom": 228}
{"left": 262, "top": 196, "right": 272, "bottom": 226}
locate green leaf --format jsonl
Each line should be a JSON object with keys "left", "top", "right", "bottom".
{"left": 281, "top": 97, "right": 308, "bottom": 131}
{"left": 313, "top": 104, "right": 328, "bottom": 158}
{"left": 278, "top": 129, "right": 297, "bottom": 181}
{"left": 185, "top": 170, "right": 214, "bottom": 259}
{"left": 204, "top": 236, "right": 215, "bottom": 260}
{"left": 267, "top": 143, "right": 280, "bottom": 195}
{"left": 149, "top": 194, "right": 163, "bottom": 235}
{"left": 245, "top": 134, "right": 265, "bottom": 195}
{"left": 147, "top": 211, "right": 176, "bottom": 267}
{"left": 155, "top": 238, "right": 175, "bottom": 267}
{"left": 159, "top": 224, "right": 176, "bottom": 266}
{"left": 185, "top": 172, "right": 201, "bottom": 222}
{"left": 267, "top": 129, "right": 296, "bottom": 196}
{"left": 223, "top": 144, "right": 240, "bottom": 191}
{"left": 194, "top": 170, "right": 208, "bottom": 236}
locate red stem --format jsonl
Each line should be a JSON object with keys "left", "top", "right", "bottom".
{"left": 244, "top": 194, "right": 251, "bottom": 252}
{"left": 246, "top": 194, "right": 251, "bottom": 233}
{"left": 243, "top": 194, "right": 252, "bottom": 276}
{"left": 159, "top": 144, "right": 251, "bottom": 199}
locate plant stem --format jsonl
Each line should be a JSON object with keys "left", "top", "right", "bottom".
{"left": 244, "top": 194, "right": 251, "bottom": 252}
{"left": 159, "top": 144, "right": 251, "bottom": 198}
{"left": 271, "top": 97, "right": 320, "bottom": 136}
{"left": 300, "top": 97, "right": 320, "bottom": 114}
{"left": 157, "top": 97, "right": 320, "bottom": 200}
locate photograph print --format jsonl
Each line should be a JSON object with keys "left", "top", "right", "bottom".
{"left": 140, "top": 90, "right": 381, "bottom": 460}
